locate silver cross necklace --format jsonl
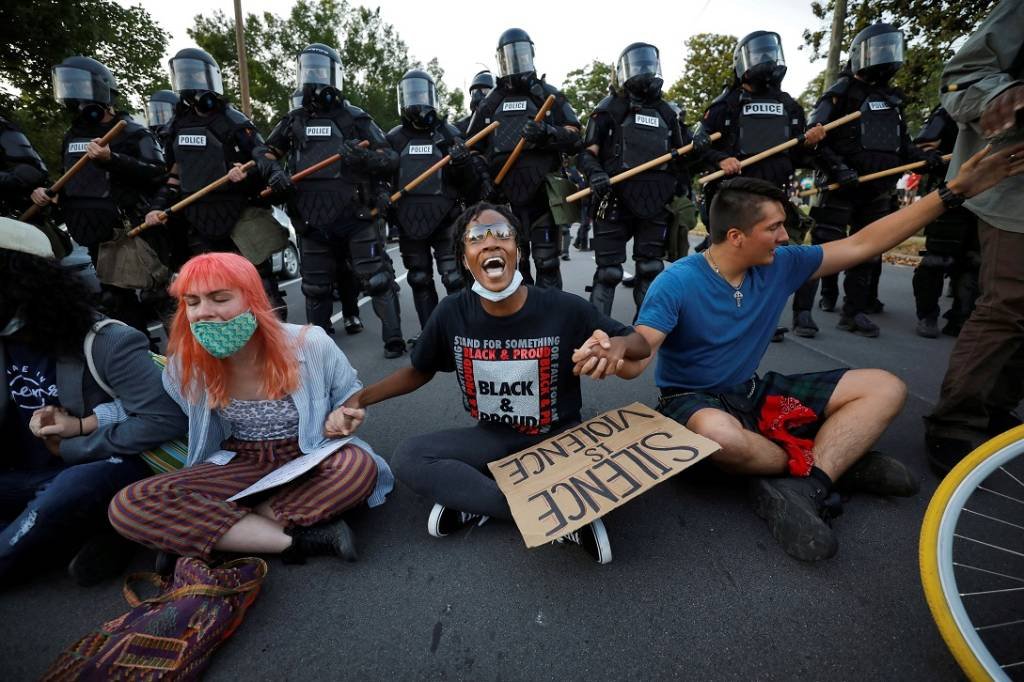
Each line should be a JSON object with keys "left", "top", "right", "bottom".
{"left": 705, "top": 247, "right": 745, "bottom": 308}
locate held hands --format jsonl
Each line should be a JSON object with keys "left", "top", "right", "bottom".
{"left": 948, "top": 141, "right": 1024, "bottom": 199}
{"left": 86, "top": 138, "right": 112, "bottom": 162}
{"left": 324, "top": 400, "right": 366, "bottom": 438}
{"left": 571, "top": 329, "right": 626, "bottom": 380}
{"left": 803, "top": 124, "right": 826, "bottom": 146}
{"left": 28, "top": 406, "right": 78, "bottom": 457}
{"left": 718, "top": 157, "right": 742, "bottom": 176}
{"left": 227, "top": 162, "right": 249, "bottom": 183}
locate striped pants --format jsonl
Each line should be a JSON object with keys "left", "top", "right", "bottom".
{"left": 109, "top": 438, "right": 378, "bottom": 559}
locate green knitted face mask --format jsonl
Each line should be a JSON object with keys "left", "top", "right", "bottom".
{"left": 190, "top": 310, "right": 258, "bottom": 359}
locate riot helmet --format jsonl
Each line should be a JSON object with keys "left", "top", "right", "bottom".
{"left": 734, "top": 31, "right": 787, "bottom": 86}
{"left": 297, "top": 43, "right": 344, "bottom": 109}
{"left": 468, "top": 70, "right": 496, "bottom": 113}
{"left": 145, "top": 90, "right": 178, "bottom": 129}
{"left": 849, "top": 23, "right": 904, "bottom": 84}
{"left": 496, "top": 28, "right": 536, "bottom": 79}
{"left": 52, "top": 56, "right": 118, "bottom": 122}
{"left": 398, "top": 69, "right": 439, "bottom": 129}
{"left": 169, "top": 48, "right": 223, "bottom": 113}
{"left": 616, "top": 43, "right": 663, "bottom": 100}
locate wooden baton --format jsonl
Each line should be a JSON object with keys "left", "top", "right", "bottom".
{"left": 20, "top": 119, "right": 128, "bottom": 221}
{"left": 797, "top": 153, "right": 953, "bottom": 198}
{"left": 257, "top": 141, "right": 369, "bottom": 199}
{"left": 128, "top": 160, "right": 256, "bottom": 237}
{"left": 566, "top": 132, "right": 724, "bottom": 204}
{"left": 698, "top": 110, "right": 862, "bottom": 186}
{"left": 493, "top": 94, "right": 557, "bottom": 186}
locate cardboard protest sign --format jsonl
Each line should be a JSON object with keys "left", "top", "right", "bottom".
{"left": 488, "top": 402, "right": 720, "bottom": 548}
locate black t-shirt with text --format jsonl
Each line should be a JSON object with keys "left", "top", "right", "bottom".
{"left": 5, "top": 341, "right": 61, "bottom": 469}
{"left": 412, "top": 286, "right": 631, "bottom": 435}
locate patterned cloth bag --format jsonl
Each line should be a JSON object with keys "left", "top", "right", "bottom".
{"left": 42, "top": 557, "right": 267, "bottom": 681}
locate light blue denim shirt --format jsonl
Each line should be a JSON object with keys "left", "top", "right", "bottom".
{"left": 159, "top": 323, "right": 393, "bottom": 507}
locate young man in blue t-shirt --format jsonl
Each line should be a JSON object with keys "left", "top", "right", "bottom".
{"left": 573, "top": 143, "right": 1024, "bottom": 562}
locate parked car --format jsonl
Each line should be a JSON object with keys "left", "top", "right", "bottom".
{"left": 270, "top": 206, "right": 300, "bottom": 280}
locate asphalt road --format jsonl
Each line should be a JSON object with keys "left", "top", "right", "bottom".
{"left": 0, "top": 237, "right": 979, "bottom": 680}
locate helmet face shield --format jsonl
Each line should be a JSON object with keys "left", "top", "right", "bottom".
{"left": 170, "top": 57, "right": 223, "bottom": 95}
{"left": 851, "top": 31, "right": 904, "bottom": 73}
{"left": 496, "top": 41, "right": 535, "bottom": 77}
{"left": 146, "top": 100, "right": 175, "bottom": 127}
{"left": 397, "top": 77, "right": 438, "bottom": 114}
{"left": 297, "top": 51, "right": 343, "bottom": 90}
{"left": 52, "top": 66, "right": 111, "bottom": 105}
{"left": 616, "top": 46, "right": 662, "bottom": 89}
{"left": 738, "top": 34, "right": 785, "bottom": 76}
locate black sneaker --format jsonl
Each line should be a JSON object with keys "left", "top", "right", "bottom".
{"left": 67, "top": 531, "right": 136, "bottom": 586}
{"left": 818, "top": 295, "right": 837, "bottom": 312}
{"left": 837, "top": 312, "right": 880, "bottom": 338}
{"left": 838, "top": 451, "right": 919, "bottom": 497}
{"left": 916, "top": 317, "right": 939, "bottom": 338}
{"left": 284, "top": 516, "right": 357, "bottom": 564}
{"left": 155, "top": 550, "right": 180, "bottom": 576}
{"left": 561, "top": 253, "right": 571, "bottom": 261}
{"left": 384, "top": 339, "right": 406, "bottom": 359}
{"left": 793, "top": 311, "right": 819, "bottom": 338}
{"left": 344, "top": 315, "right": 363, "bottom": 335}
{"left": 554, "top": 518, "right": 612, "bottom": 565}
{"left": 865, "top": 299, "right": 885, "bottom": 314}
{"left": 750, "top": 477, "right": 839, "bottom": 562}
{"left": 427, "top": 503, "right": 489, "bottom": 538}
{"left": 771, "top": 327, "right": 787, "bottom": 343}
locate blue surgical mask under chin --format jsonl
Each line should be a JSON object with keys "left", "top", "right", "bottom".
{"left": 472, "top": 270, "right": 524, "bottom": 302}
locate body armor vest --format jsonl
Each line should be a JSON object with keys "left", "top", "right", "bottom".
{"left": 737, "top": 95, "right": 790, "bottom": 156}
{"left": 288, "top": 108, "right": 363, "bottom": 234}
{"left": 62, "top": 132, "right": 119, "bottom": 246}
{"left": 486, "top": 91, "right": 552, "bottom": 206}
{"left": 859, "top": 94, "right": 902, "bottom": 153}
{"left": 609, "top": 104, "right": 675, "bottom": 219}
{"left": 394, "top": 128, "right": 455, "bottom": 239}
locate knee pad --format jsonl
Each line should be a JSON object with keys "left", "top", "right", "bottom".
{"left": 363, "top": 270, "right": 393, "bottom": 295}
{"left": 634, "top": 258, "right": 664, "bottom": 280}
{"left": 440, "top": 268, "right": 464, "bottom": 292}
{"left": 919, "top": 252, "right": 954, "bottom": 269}
{"left": 811, "top": 222, "right": 846, "bottom": 244}
{"left": 301, "top": 280, "right": 333, "bottom": 301}
{"left": 406, "top": 268, "right": 433, "bottom": 290}
{"left": 595, "top": 264, "right": 624, "bottom": 286}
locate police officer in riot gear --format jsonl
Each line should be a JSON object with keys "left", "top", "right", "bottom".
{"left": 695, "top": 31, "right": 825, "bottom": 335}
{"left": 466, "top": 28, "right": 581, "bottom": 290}
{"left": 455, "top": 70, "right": 496, "bottom": 135}
{"left": 33, "top": 56, "right": 168, "bottom": 335}
{"left": 792, "top": 23, "right": 943, "bottom": 337}
{"left": 577, "top": 43, "right": 689, "bottom": 318}
{"left": 386, "top": 68, "right": 476, "bottom": 330}
{"left": 912, "top": 105, "right": 978, "bottom": 338}
{"left": 144, "top": 47, "right": 289, "bottom": 315}
{"left": 0, "top": 115, "right": 48, "bottom": 218}
{"left": 259, "top": 44, "right": 405, "bottom": 357}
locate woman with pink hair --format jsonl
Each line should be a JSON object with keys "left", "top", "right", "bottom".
{"left": 110, "top": 252, "right": 392, "bottom": 566}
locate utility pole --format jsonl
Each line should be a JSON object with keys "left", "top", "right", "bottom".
{"left": 233, "top": 0, "right": 252, "bottom": 117}
{"left": 823, "top": 0, "right": 849, "bottom": 92}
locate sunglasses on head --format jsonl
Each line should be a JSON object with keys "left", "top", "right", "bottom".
{"left": 463, "top": 222, "right": 516, "bottom": 243}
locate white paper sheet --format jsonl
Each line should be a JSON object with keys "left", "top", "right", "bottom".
{"left": 227, "top": 438, "right": 353, "bottom": 502}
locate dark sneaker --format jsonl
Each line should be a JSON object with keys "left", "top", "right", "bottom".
{"left": 384, "top": 339, "right": 406, "bottom": 359}
{"left": 554, "top": 519, "right": 612, "bottom": 565}
{"left": 940, "top": 320, "right": 962, "bottom": 337}
{"left": 284, "top": 516, "right": 357, "bottom": 564}
{"left": 924, "top": 433, "right": 977, "bottom": 476}
{"left": 561, "top": 253, "right": 571, "bottom": 261}
{"left": 750, "top": 477, "right": 839, "bottom": 562}
{"left": 427, "top": 504, "right": 489, "bottom": 538}
{"left": 865, "top": 299, "right": 885, "bottom": 314}
{"left": 68, "top": 531, "right": 136, "bottom": 586}
{"left": 343, "top": 315, "right": 363, "bottom": 335}
{"left": 621, "top": 274, "right": 636, "bottom": 288}
{"left": 838, "top": 451, "right": 919, "bottom": 497}
{"left": 771, "top": 327, "right": 787, "bottom": 343}
{"left": 916, "top": 317, "right": 939, "bottom": 338}
{"left": 818, "top": 295, "right": 837, "bottom": 313}
{"left": 793, "top": 311, "right": 819, "bottom": 338}
{"left": 155, "top": 550, "right": 180, "bottom": 576}
{"left": 837, "top": 313, "right": 880, "bottom": 338}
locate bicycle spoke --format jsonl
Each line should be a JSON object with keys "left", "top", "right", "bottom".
{"left": 1002, "top": 660, "right": 1024, "bottom": 670}
{"left": 999, "top": 466, "right": 1024, "bottom": 490}
{"left": 961, "top": 586, "right": 1024, "bottom": 597}
{"left": 978, "top": 485, "right": 1024, "bottom": 507}
{"left": 953, "top": 562, "right": 1024, "bottom": 585}
{"left": 954, "top": 534, "right": 1024, "bottom": 559}
{"left": 975, "top": 618, "right": 1024, "bottom": 632}
{"left": 962, "top": 507, "right": 1024, "bottom": 533}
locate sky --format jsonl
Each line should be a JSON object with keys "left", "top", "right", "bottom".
{"left": 127, "top": 0, "right": 827, "bottom": 104}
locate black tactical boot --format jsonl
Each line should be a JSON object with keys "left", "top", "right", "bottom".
{"left": 283, "top": 517, "right": 357, "bottom": 564}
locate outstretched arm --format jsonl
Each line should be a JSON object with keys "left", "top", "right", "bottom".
{"left": 571, "top": 329, "right": 650, "bottom": 380}
{"left": 814, "top": 142, "right": 1024, "bottom": 279}
{"left": 325, "top": 366, "right": 436, "bottom": 438}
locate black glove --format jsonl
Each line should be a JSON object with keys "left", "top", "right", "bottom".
{"left": 448, "top": 140, "right": 471, "bottom": 166}
{"left": 266, "top": 167, "right": 293, "bottom": 197}
{"left": 690, "top": 125, "right": 712, "bottom": 153}
{"left": 340, "top": 139, "right": 372, "bottom": 166}
{"left": 373, "top": 190, "right": 391, "bottom": 216}
{"left": 924, "top": 149, "right": 948, "bottom": 175}
{"left": 522, "top": 120, "right": 554, "bottom": 147}
{"left": 588, "top": 170, "right": 611, "bottom": 198}
{"left": 830, "top": 164, "right": 859, "bottom": 189}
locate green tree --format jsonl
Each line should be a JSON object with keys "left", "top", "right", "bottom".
{"left": 561, "top": 60, "right": 613, "bottom": 125}
{"left": 802, "top": 0, "right": 998, "bottom": 130}
{"left": 188, "top": 0, "right": 461, "bottom": 134}
{"left": 665, "top": 33, "right": 737, "bottom": 123}
{"left": 0, "top": 0, "right": 168, "bottom": 171}
{"left": 799, "top": 70, "right": 827, "bottom": 111}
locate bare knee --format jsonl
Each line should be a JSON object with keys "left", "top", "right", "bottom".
{"left": 687, "top": 409, "right": 755, "bottom": 470}
{"left": 829, "top": 369, "right": 907, "bottom": 417}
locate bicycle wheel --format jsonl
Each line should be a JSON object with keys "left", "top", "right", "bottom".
{"left": 920, "top": 424, "right": 1024, "bottom": 681}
